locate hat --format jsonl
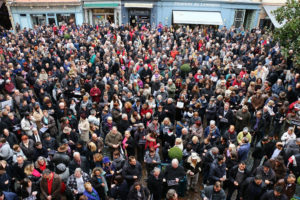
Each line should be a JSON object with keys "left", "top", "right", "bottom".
{"left": 243, "top": 127, "right": 249, "bottom": 133}
{"left": 56, "top": 163, "right": 67, "bottom": 174}
{"left": 102, "top": 156, "right": 110, "bottom": 164}
{"left": 57, "top": 144, "right": 68, "bottom": 153}
{"left": 191, "top": 152, "right": 198, "bottom": 160}
{"left": 254, "top": 174, "right": 262, "bottom": 180}
{"left": 63, "top": 126, "right": 72, "bottom": 134}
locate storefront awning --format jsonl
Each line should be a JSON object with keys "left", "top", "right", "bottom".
{"left": 263, "top": 6, "right": 286, "bottom": 28}
{"left": 173, "top": 11, "right": 223, "bottom": 25}
{"left": 124, "top": 3, "right": 153, "bottom": 8}
{"left": 83, "top": 3, "right": 119, "bottom": 8}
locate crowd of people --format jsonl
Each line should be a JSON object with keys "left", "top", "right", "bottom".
{"left": 0, "top": 22, "right": 299, "bottom": 200}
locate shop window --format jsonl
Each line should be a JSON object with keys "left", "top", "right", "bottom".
{"left": 31, "top": 14, "right": 46, "bottom": 26}
{"left": 57, "top": 13, "right": 76, "bottom": 25}
{"left": 20, "top": 14, "right": 26, "bottom": 17}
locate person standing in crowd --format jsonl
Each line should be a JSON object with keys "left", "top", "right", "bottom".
{"left": 201, "top": 181, "right": 226, "bottom": 200}
{"left": 40, "top": 169, "right": 62, "bottom": 200}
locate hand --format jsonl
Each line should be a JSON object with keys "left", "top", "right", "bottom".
{"left": 133, "top": 176, "right": 138, "bottom": 179}
{"left": 203, "top": 197, "right": 208, "bottom": 200}
{"left": 32, "top": 191, "right": 37, "bottom": 196}
{"left": 47, "top": 196, "right": 52, "bottom": 200}
{"left": 111, "top": 171, "right": 114, "bottom": 175}
{"left": 157, "top": 143, "right": 160, "bottom": 147}
{"left": 101, "top": 183, "right": 105, "bottom": 187}
{"left": 265, "top": 180, "right": 270, "bottom": 185}
{"left": 125, "top": 144, "right": 128, "bottom": 147}
{"left": 220, "top": 177, "right": 225, "bottom": 181}
{"left": 175, "top": 178, "right": 179, "bottom": 182}
{"left": 111, "top": 184, "right": 115, "bottom": 188}
{"left": 74, "top": 190, "right": 78, "bottom": 194}
{"left": 152, "top": 160, "right": 157, "bottom": 163}
{"left": 113, "top": 144, "right": 118, "bottom": 148}
{"left": 163, "top": 178, "right": 166, "bottom": 182}
{"left": 234, "top": 181, "right": 238, "bottom": 186}
{"left": 190, "top": 172, "right": 194, "bottom": 176}
{"left": 219, "top": 116, "right": 223, "bottom": 118}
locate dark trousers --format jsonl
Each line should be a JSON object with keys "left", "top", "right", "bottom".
{"left": 227, "top": 184, "right": 241, "bottom": 200}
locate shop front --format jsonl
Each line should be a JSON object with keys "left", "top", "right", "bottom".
{"left": 83, "top": 1, "right": 121, "bottom": 26}
{"left": 121, "top": 1, "right": 157, "bottom": 27}
{"left": 157, "top": 0, "right": 261, "bottom": 29}
{"left": 10, "top": 0, "right": 83, "bottom": 29}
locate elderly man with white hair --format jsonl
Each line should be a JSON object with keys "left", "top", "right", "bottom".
{"left": 163, "top": 159, "right": 185, "bottom": 191}
{"left": 69, "top": 152, "right": 89, "bottom": 175}
{"left": 166, "top": 79, "right": 176, "bottom": 98}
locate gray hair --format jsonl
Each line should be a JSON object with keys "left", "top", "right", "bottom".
{"left": 73, "top": 152, "right": 80, "bottom": 157}
{"left": 166, "top": 189, "right": 177, "bottom": 200}
{"left": 153, "top": 167, "right": 161, "bottom": 173}
{"left": 171, "top": 159, "right": 179, "bottom": 165}
{"left": 74, "top": 168, "right": 82, "bottom": 173}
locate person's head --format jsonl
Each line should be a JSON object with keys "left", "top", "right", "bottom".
{"left": 229, "top": 125, "right": 235, "bottom": 132}
{"left": 217, "top": 155, "right": 224, "bottom": 165}
{"left": 153, "top": 167, "right": 161, "bottom": 177}
{"left": 263, "top": 162, "right": 271, "bottom": 173}
{"left": 210, "top": 120, "right": 216, "bottom": 128}
{"left": 92, "top": 167, "right": 103, "bottom": 178}
{"left": 134, "top": 182, "right": 141, "bottom": 191}
{"left": 166, "top": 189, "right": 178, "bottom": 200}
{"left": 129, "top": 156, "right": 136, "bottom": 166}
{"left": 288, "top": 127, "right": 294, "bottom": 134}
{"left": 42, "top": 169, "right": 52, "bottom": 179}
{"left": 243, "top": 127, "right": 249, "bottom": 135}
{"left": 171, "top": 159, "right": 179, "bottom": 169}
{"left": 254, "top": 175, "right": 263, "bottom": 185}
{"left": 73, "top": 152, "right": 81, "bottom": 161}
{"left": 213, "top": 181, "right": 222, "bottom": 192}
{"left": 287, "top": 174, "right": 296, "bottom": 184}
{"left": 274, "top": 186, "right": 283, "bottom": 197}
{"left": 84, "top": 182, "right": 93, "bottom": 193}
{"left": 107, "top": 116, "right": 113, "bottom": 124}
{"left": 211, "top": 147, "right": 219, "bottom": 155}
{"left": 74, "top": 168, "right": 82, "bottom": 178}
{"left": 16, "top": 155, "right": 24, "bottom": 165}
{"left": 192, "top": 136, "right": 198, "bottom": 144}
{"left": 21, "top": 135, "right": 29, "bottom": 143}
{"left": 112, "top": 126, "right": 118, "bottom": 134}
{"left": 238, "top": 162, "right": 246, "bottom": 171}
{"left": 242, "top": 137, "right": 249, "bottom": 144}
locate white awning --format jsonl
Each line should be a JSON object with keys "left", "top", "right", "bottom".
{"left": 173, "top": 11, "right": 223, "bottom": 25}
{"left": 124, "top": 3, "right": 153, "bottom": 8}
{"left": 263, "top": 6, "right": 286, "bottom": 28}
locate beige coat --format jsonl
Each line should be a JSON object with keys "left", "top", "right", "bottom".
{"left": 78, "top": 119, "right": 90, "bottom": 142}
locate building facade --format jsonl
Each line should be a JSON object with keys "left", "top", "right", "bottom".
{"left": 8, "top": 0, "right": 282, "bottom": 31}
{"left": 83, "top": 0, "right": 121, "bottom": 26}
{"left": 9, "top": 0, "right": 83, "bottom": 29}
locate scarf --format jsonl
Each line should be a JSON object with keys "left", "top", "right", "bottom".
{"left": 39, "top": 162, "right": 47, "bottom": 171}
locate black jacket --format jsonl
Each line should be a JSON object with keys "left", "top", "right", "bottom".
{"left": 163, "top": 165, "right": 185, "bottom": 181}
{"left": 110, "top": 180, "right": 129, "bottom": 200}
{"left": 122, "top": 161, "right": 142, "bottom": 186}
{"left": 240, "top": 177, "right": 266, "bottom": 200}
{"left": 127, "top": 185, "right": 150, "bottom": 200}
{"left": 52, "top": 152, "right": 70, "bottom": 167}
{"left": 69, "top": 156, "right": 89, "bottom": 175}
{"left": 228, "top": 165, "right": 250, "bottom": 185}
{"left": 147, "top": 173, "right": 163, "bottom": 200}
{"left": 260, "top": 190, "right": 288, "bottom": 200}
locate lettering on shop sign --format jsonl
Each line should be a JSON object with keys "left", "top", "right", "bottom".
{"left": 174, "top": 2, "right": 220, "bottom": 7}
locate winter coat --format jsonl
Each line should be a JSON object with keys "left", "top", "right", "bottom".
{"left": 0, "top": 142, "right": 13, "bottom": 161}
{"left": 163, "top": 165, "right": 185, "bottom": 181}
{"left": 127, "top": 185, "right": 150, "bottom": 200}
{"left": 105, "top": 131, "right": 123, "bottom": 150}
{"left": 208, "top": 160, "right": 226, "bottom": 184}
{"left": 253, "top": 165, "right": 276, "bottom": 186}
{"left": 240, "top": 177, "right": 266, "bottom": 200}
{"left": 52, "top": 152, "right": 71, "bottom": 167}
{"left": 21, "top": 118, "right": 36, "bottom": 136}
{"left": 228, "top": 165, "right": 250, "bottom": 185}
{"left": 238, "top": 143, "right": 251, "bottom": 161}
{"left": 83, "top": 188, "right": 100, "bottom": 200}
{"left": 78, "top": 119, "right": 90, "bottom": 142}
{"left": 260, "top": 190, "right": 288, "bottom": 200}
{"left": 201, "top": 185, "right": 226, "bottom": 200}
{"left": 144, "top": 151, "right": 161, "bottom": 164}
{"left": 67, "top": 172, "right": 90, "bottom": 193}
{"left": 40, "top": 173, "right": 61, "bottom": 200}
{"left": 122, "top": 161, "right": 142, "bottom": 186}
{"left": 41, "top": 115, "right": 58, "bottom": 137}
{"left": 235, "top": 109, "right": 251, "bottom": 131}
{"left": 19, "top": 139, "right": 35, "bottom": 161}
{"left": 110, "top": 180, "right": 129, "bottom": 200}
{"left": 147, "top": 173, "right": 163, "bottom": 200}
{"left": 69, "top": 156, "right": 89, "bottom": 175}
{"left": 112, "top": 156, "right": 126, "bottom": 174}
{"left": 184, "top": 154, "right": 202, "bottom": 175}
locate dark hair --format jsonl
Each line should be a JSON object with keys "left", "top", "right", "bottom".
{"left": 113, "top": 175, "right": 124, "bottom": 184}
{"left": 128, "top": 156, "right": 136, "bottom": 162}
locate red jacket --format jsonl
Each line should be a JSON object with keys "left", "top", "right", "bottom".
{"left": 90, "top": 87, "right": 101, "bottom": 103}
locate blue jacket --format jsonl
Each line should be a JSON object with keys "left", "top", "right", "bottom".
{"left": 3, "top": 191, "right": 18, "bottom": 200}
{"left": 238, "top": 143, "right": 251, "bottom": 161}
{"left": 83, "top": 188, "right": 100, "bottom": 200}
{"left": 208, "top": 160, "right": 226, "bottom": 184}
{"left": 204, "top": 126, "right": 220, "bottom": 138}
